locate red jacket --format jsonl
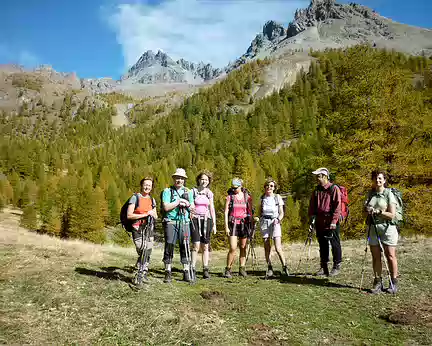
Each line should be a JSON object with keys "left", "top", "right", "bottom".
{"left": 309, "top": 183, "right": 342, "bottom": 230}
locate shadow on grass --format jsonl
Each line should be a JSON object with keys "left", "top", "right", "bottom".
{"left": 75, "top": 266, "right": 132, "bottom": 284}
{"left": 279, "top": 274, "right": 358, "bottom": 290}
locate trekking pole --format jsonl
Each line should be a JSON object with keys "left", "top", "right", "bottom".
{"left": 136, "top": 216, "right": 151, "bottom": 285}
{"left": 359, "top": 218, "right": 370, "bottom": 292}
{"left": 182, "top": 207, "right": 195, "bottom": 284}
{"left": 246, "top": 218, "right": 259, "bottom": 272}
{"left": 296, "top": 222, "right": 314, "bottom": 275}
{"left": 371, "top": 214, "right": 395, "bottom": 293}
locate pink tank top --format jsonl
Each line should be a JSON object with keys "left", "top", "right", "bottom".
{"left": 194, "top": 189, "right": 213, "bottom": 217}
{"left": 228, "top": 193, "right": 247, "bottom": 224}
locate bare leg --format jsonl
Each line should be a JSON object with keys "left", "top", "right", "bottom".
{"left": 273, "top": 236, "right": 286, "bottom": 267}
{"left": 370, "top": 245, "right": 382, "bottom": 278}
{"left": 191, "top": 241, "right": 200, "bottom": 268}
{"left": 384, "top": 245, "right": 398, "bottom": 278}
{"left": 239, "top": 237, "right": 248, "bottom": 267}
{"left": 264, "top": 238, "right": 271, "bottom": 265}
{"left": 226, "top": 236, "right": 238, "bottom": 268}
{"left": 201, "top": 243, "right": 210, "bottom": 267}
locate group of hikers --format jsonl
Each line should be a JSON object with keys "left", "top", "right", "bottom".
{"left": 124, "top": 167, "right": 400, "bottom": 295}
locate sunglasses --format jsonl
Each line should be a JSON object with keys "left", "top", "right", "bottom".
{"left": 265, "top": 184, "right": 275, "bottom": 188}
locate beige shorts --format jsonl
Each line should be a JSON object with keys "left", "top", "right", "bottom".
{"left": 260, "top": 218, "right": 282, "bottom": 239}
{"left": 368, "top": 223, "right": 398, "bottom": 247}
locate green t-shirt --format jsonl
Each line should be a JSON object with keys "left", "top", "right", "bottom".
{"left": 162, "top": 186, "right": 194, "bottom": 222}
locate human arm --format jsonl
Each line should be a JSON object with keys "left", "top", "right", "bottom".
{"left": 210, "top": 192, "right": 217, "bottom": 234}
{"left": 224, "top": 196, "right": 230, "bottom": 236}
{"left": 162, "top": 189, "right": 181, "bottom": 212}
{"left": 276, "top": 194, "right": 284, "bottom": 223}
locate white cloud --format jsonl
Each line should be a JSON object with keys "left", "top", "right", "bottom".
{"left": 105, "top": 0, "right": 307, "bottom": 70}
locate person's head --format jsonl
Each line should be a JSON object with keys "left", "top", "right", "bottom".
{"left": 371, "top": 170, "right": 388, "bottom": 189}
{"left": 196, "top": 172, "right": 212, "bottom": 188}
{"left": 231, "top": 178, "right": 243, "bottom": 194}
{"left": 264, "top": 178, "right": 277, "bottom": 194}
{"left": 140, "top": 177, "right": 153, "bottom": 195}
{"left": 312, "top": 167, "right": 329, "bottom": 186}
{"left": 172, "top": 168, "right": 188, "bottom": 188}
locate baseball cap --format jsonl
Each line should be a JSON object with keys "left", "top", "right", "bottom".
{"left": 312, "top": 167, "right": 329, "bottom": 177}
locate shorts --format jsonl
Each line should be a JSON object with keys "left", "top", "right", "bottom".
{"left": 368, "top": 223, "right": 398, "bottom": 247}
{"left": 191, "top": 217, "right": 212, "bottom": 244}
{"left": 260, "top": 218, "right": 282, "bottom": 239}
{"left": 228, "top": 220, "right": 250, "bottom": 238}
{"left": 131, "top": 221, "right": 154, "bottom": 239}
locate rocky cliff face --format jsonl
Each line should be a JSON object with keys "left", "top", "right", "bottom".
{"left": 121, "top": 50, "right": 222, "bottom": 84}
{"left": 230, "top": 0, "right": 432, "bottom": 70}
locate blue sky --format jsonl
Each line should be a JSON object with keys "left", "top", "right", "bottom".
{"left": 1, "top": 0, "right": 431, "bottom": 80}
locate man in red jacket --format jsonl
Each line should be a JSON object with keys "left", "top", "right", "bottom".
{"left": 308, "top": 167, "right": 342, "bottom": 277}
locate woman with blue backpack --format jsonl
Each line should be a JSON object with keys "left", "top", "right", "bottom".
{"left": 364, "top": 170, "right": 400, "bottom": 294}
{"left": 260, "top": 178, "right": 289, "bottom": 278}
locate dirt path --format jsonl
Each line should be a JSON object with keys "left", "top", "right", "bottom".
{"left": 112, "top": 103, "right": 130, "bottom": 128}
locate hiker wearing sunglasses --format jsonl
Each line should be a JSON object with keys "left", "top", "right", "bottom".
{"left": 308, "top": 167, "right": 342, "bottom": 277}
{"left": 260, "top": 178, "right": 289, "bottom": 278}
{"left": 191, "top": 172, "right": 217, "bottom": 279}
{"left": 364, "top": 170, "right": 399, "bottom": 294}
{"left": 224, "top": 178, "right": 254, "bottom": 278}
{"left": 127, "top": 177, "right": 157, "bottom": 285}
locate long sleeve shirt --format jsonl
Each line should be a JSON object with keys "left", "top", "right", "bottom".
{"left": 309, "top": 183, "right": 342, "bottom": 229}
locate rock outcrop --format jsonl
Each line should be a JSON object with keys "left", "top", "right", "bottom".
{"left": 121, "top": 50, "right": 222, "bottom": 84}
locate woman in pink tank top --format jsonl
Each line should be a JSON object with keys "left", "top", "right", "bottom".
{"left": 223, "top": 178, "right": 253, "bottom": 279}
{"left": 191, "top": 172, "right": 216, "bottom": 279}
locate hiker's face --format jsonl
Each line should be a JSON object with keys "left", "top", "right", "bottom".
{"left": 199, "top": 175, "right": 209, "bottom": 188}
{"left": 373, "top": 173, "right": 386, "bottom": 188}
{"left": 316, "top": 174, "right": 327, "bottom": 186}
{"left": 232, "top": 185, "right": 241, "bottom": 193}
{"left": 173, "top": 176, "right": 185, "bottom": 188}
{"left": 265, "top": 182, "right": 275, "bottom": 193}
{"left": 141, "top": 180, "right": 153, "bottom": 194}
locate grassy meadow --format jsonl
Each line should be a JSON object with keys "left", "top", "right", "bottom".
{"left": 1, "top": 208, "right": 431, "bottom": 345}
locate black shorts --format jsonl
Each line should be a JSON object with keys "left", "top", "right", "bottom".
{"left": 228, "top": 220, "right": 250, "bottom": 238}
{"left": 191, "top": 217, "right": 212, "bottom": 244}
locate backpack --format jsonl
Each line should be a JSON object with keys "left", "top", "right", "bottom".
{"left": 119, "top": 193, "right": 156, "bottom": 232}
{"left": 260, "top": 194, "right": 285, "bottom": 216}
{"left": 386, "top": 187, "right": 404, "bottom": 227}
{"left": 227, "top": 187, "right": 254, "bottom": 220}
{"left": 314, "top": 184, "right": 350, "bottom": 223}
{"left": 331, "top": 184, "right": 350, "bottom": 222}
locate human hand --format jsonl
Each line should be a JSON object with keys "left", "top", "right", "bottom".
{"left": 148, "top": 210, "right": 157, "bottom": 218}
{"left": 225, "top": 226, "right": 230, "bottom": 236}
{"left": 274, "top": 218, "right": 280, "bottom": 225}
{"left": 330, "top": 223, "right": 337, "bottom": 230}
{"left": 366, "top": 206, "right": 375, "bottom": 215}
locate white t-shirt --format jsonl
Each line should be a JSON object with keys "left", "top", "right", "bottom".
{"left": 261, "top": 194, "right": 284, "bottom": 219}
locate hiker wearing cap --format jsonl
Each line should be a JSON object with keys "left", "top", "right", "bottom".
{"left": 224, "top": 178, "right": 254, "bottom": 278}
{"left": 191, "top": 172, "right": 217, "bottom": 279}
{"left": 161, "top": 168, "right": 195, "bottom": 283}
{"left": 364, "top": 170, "right": 399, "bottom": 294}
{"left": 308, "top": 167, "right": 342, "bottom": 277}
{"left": 260, "top": 178, "right": 289, "bottom": 278}
{"left": 127, "top": 177, "right": 157, "bottom": 285}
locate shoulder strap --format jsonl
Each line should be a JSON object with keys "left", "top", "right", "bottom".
{"left": 134, "top": 193, "right": 139, "bottom": 210}
{"left": 151, "top": 197, "right": 156, "bottom": 209}
{"left": 274, "top": 194, "right": 279, "bottom": 206}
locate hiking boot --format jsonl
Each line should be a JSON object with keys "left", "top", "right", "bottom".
{"left": 224, "top": 267, "right": 232, "bottom": 279}
{"left": 329, "top": 263, "right": 341, "bottom": 277}
{"left": 239, "top": 266, "right": 247, "bottom": 277}
{"left": 371, "top": 277, "right": 383, "bottom": 294}
{"left": 203, "top": 267, "right": 210, "bottom": 279}
{"left": 282, "top": 265, "right": 290, "bottom": 276}
{"left": 386, "top": 278, "right": 398, "bottom": 294}
{"left": 163, "top": 270, "right": 172, "bottom": 283}
{"left": 142, "top": 271, "right": 149, "bottom": 283}
{"left": 183, "top": 270, "right": 191, "bottom": 282}
{"left": 265, "top": 265, "right": 274, "bottom": 279}
{"left": 316, "top": 265, "right": 329, "bottom": 277}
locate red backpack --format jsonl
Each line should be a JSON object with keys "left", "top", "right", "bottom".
{"left": 331, "top": 184, "right": 350, "bottom": 222}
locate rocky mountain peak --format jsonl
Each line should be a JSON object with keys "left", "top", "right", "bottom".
{"left": 262, "top": 20, "right": 286, "bottom": 41}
